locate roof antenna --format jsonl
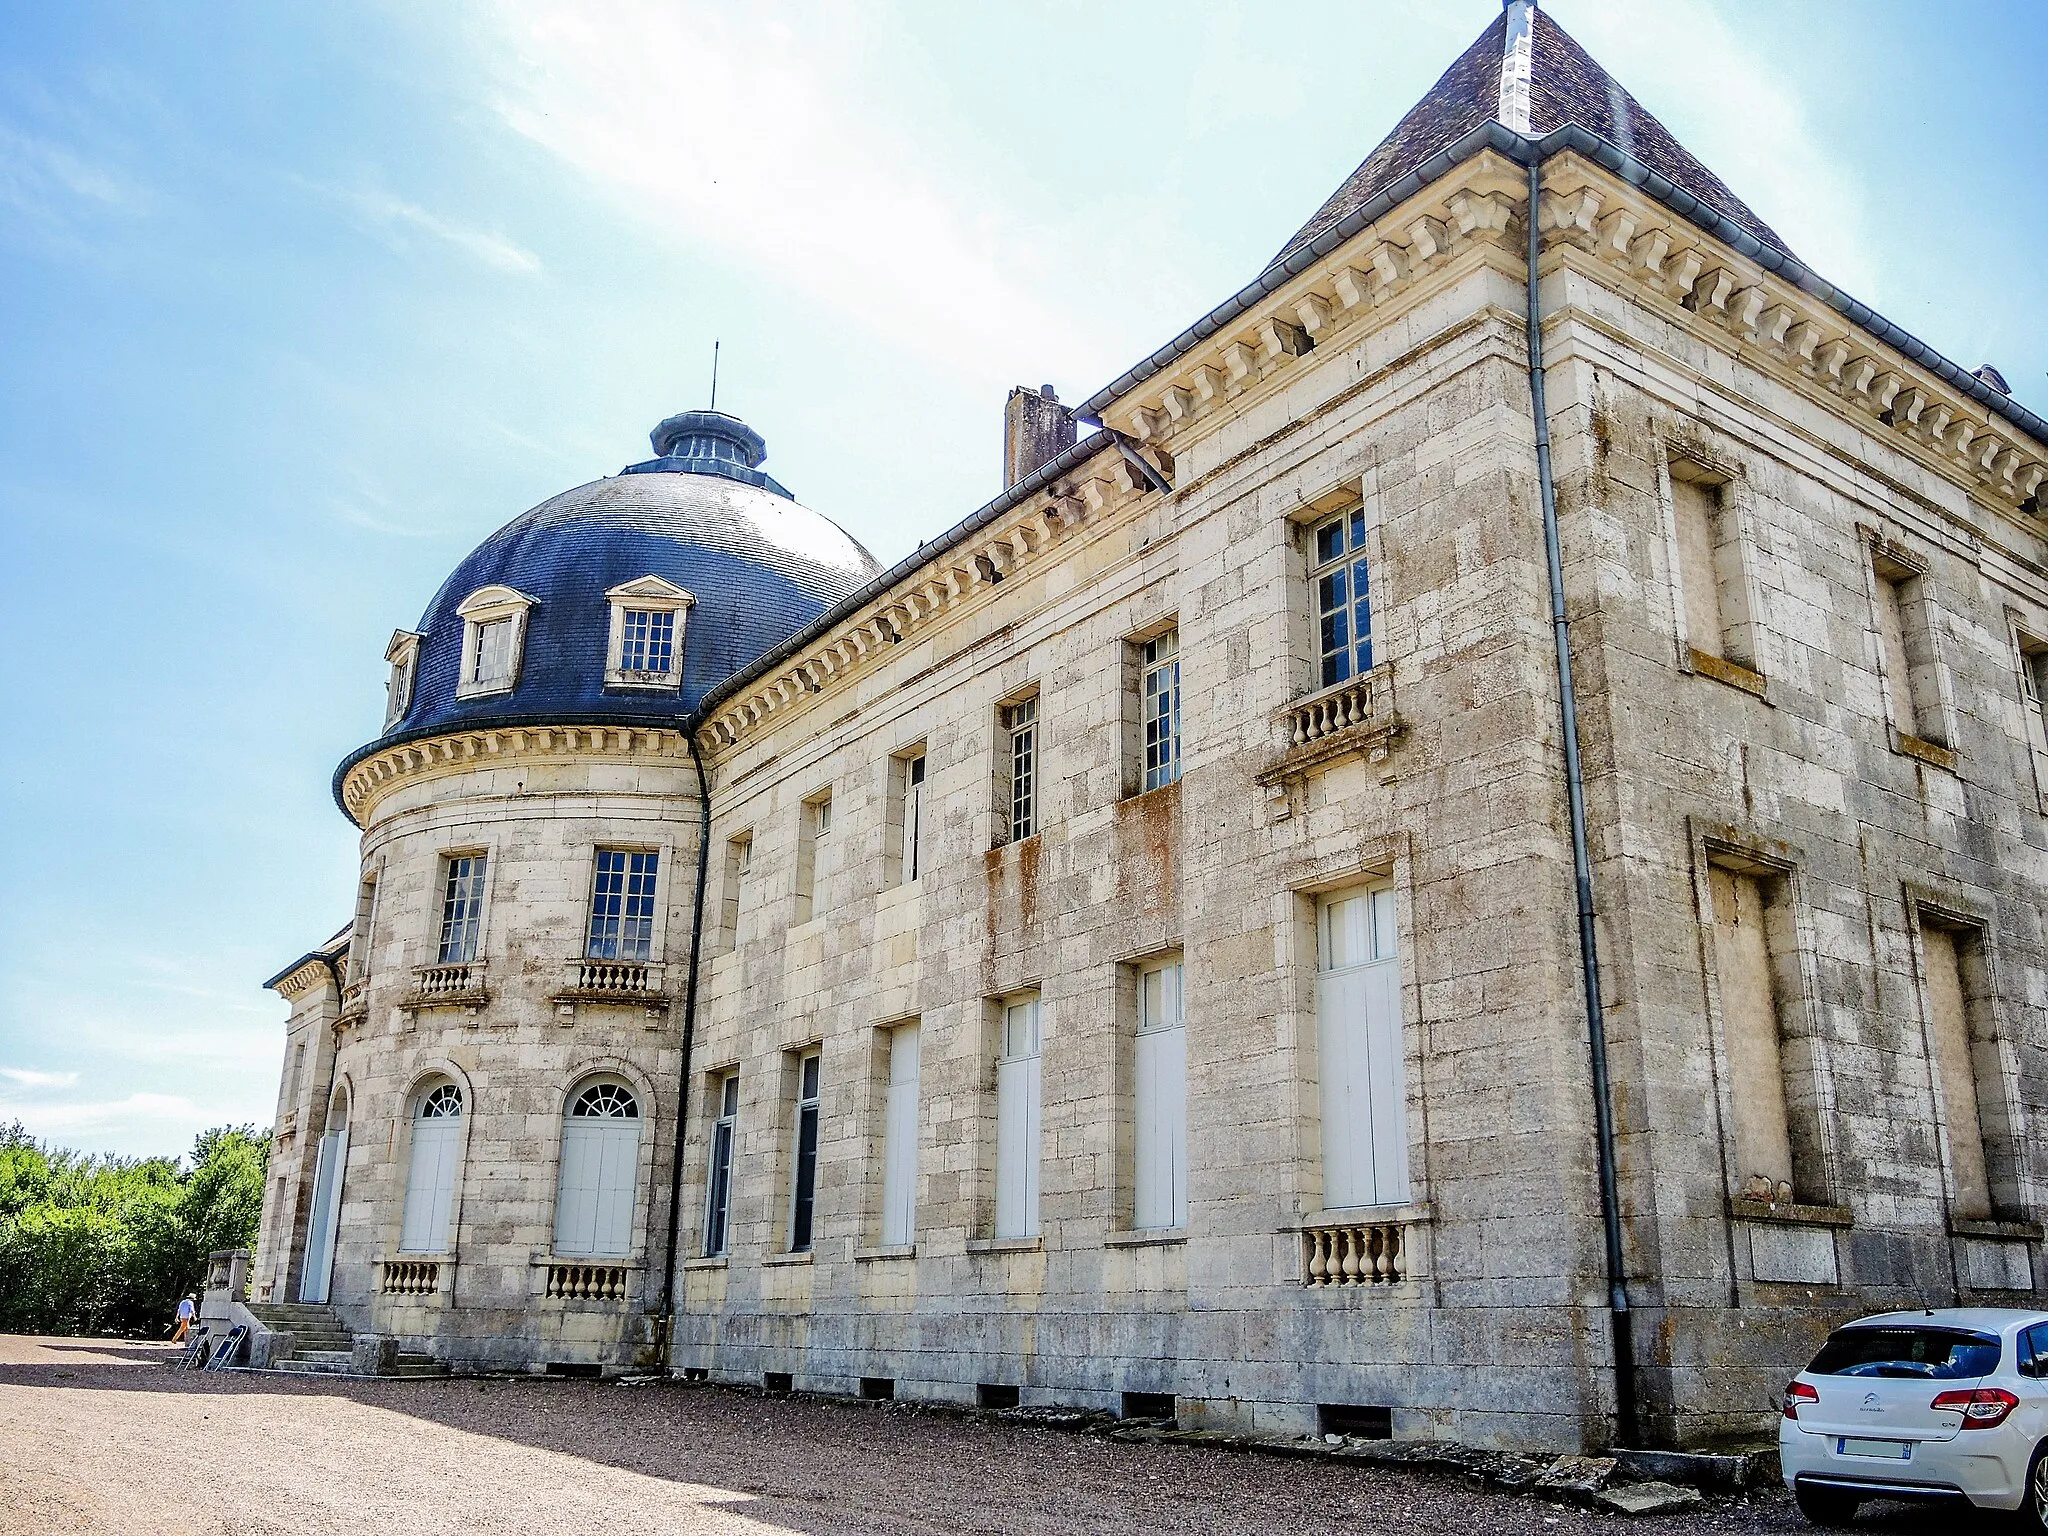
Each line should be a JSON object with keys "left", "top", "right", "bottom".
{"left": 709, "top": 338, "right": 721, "bottom": 412}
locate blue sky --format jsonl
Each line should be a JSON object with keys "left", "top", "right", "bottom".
{"left": 2, "top": 0, "right": 2042, "bottom": 1157}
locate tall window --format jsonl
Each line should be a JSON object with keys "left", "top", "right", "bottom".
{"left": 1316, "top": 888, "right": 1408, "bottom": 1209}
{"left": 719, "top": 834, "right": 751, "bottom": 953}
{"left": 1919, "top": 921, "right": 2009, "bottom": 1222}
{"left": 892, "top": 751, "right": 927, "bottom": 884}
{"left": 1870, "top": 547, "right": 1946, "bottom": 746}
{"left": 995, "top": 994, "right": 1042, "bottom": 1239}
{"left": 472, "top": 618, "right": 515, "bottom": 689}
{"left": 2017, "top": 635, "right": 2048, "bottom": 805}
{"left": 880, "top": 1023, "right": 921, "bottom": 1247}
{"left": 1140, "top": 632, "right": 1181, "bottom": 791}
{"left": 400, "top": 1083, "right": 463, "bottom": 1254}
{"left": 436, "top": 855, "right": 487, "bottom": 965}
{"left": 587, "top": 850, "right": 659, "bottom": 961}
{"left": 1312, "top": 508, "right": 1373, "bottom": 687}
{"left": 554, "top": 1082, "right": 641, "bottom": 1258}
{"left": 1004, "top": 698, "right": 1038, "bottom": 842}
{"left": 618, "top": 609, "right": 676, "bottom": 675}
{"left": 1705, "top": 862, "right": 1816, "bottom": 1202}
{"left": 1134, "top": 958, "right": 1188, "bottom": 1231}
{"left": 794, "top": 795, "right": 830, "bottom": 924}
{"left": 788, "top": 1051, "right": 822, "bottom": 1253}
{"left": 704, "top": 1072, "right": 739, "bottom": 1257}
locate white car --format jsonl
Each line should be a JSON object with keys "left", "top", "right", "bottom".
{"left": 1781, "top": 1307, "right": 2048, "bottom": 1525}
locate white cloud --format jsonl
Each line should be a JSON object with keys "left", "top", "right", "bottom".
{"left": 0, "top": 1092, "right": 216, "bottom": 1157}
{"left": 0, "top": 121, "right": 151, "bottom": 250}
{"left": 471, "top": 0, "right": 1108, "bottom": 382}
{"left": 0, "top": 1067, "right": 80, "bottom": 1089}
{"left": 324, "top": 183, "right": 542, "bottom": 274}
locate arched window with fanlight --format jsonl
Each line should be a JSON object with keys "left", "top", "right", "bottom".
{"left": 554, "top": 1081, "right": 642, "bottom": 1258}
{"left": 400, "top": 1082, "right": 464, "bottom": 1253}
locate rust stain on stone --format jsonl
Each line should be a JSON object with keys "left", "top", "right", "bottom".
{"left": 1113, "top": 779, "right": 1180, "bottom": 915}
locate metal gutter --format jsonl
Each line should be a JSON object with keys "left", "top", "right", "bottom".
{"left": 654, "top": 727, "right": 715, "bottom": 1359}
{"left": 1081, "top": 124, "right": 2048, "bottom": 457}
{"left": 1523, "top": 150, "right": 1636, "bottom": 1450}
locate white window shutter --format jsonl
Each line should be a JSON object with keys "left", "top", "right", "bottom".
{"left": 555, "top": 1123, "right": 600, "bottom": 1254}
{"left": 1317, "top": 889, "right": 1408, "bottom": 1211}
{"left": 1134, "top": 1023, "right": 1187, "bottom": 1229}
{"left": 881, "top": 1024, "right": 921, "bottom": 1246}
{"left": 995, "top": 1001, "right": 1041, "bottom": 1240}
{"left": 401, "top": 1120, "right": 460, "bottom": 1253}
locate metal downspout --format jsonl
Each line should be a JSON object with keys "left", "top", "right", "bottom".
{"left": 1524, "top": 151, "right": 1638, "bottom": 1447}
{"left": 656, "top": 723, "right": 715, "bottom": 1361}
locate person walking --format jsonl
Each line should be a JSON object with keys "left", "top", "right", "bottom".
{"left": 170, "top": 1294, "right": 197, "bottom": 1344}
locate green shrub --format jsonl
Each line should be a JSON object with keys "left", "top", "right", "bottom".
{"left": 0, "top": 1121, "right": 269, "bottom": 1337}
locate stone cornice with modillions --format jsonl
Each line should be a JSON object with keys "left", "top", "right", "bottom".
{"left": 270, "top": 959, "right": 334, "bottom": 1004}
{"left": 694, "top": 444, "right": 1157, "bottom": 757}
{"left": 340, "top": 724, "right": 695, "bottom": 826}
{"left": 1096, "top": 147, "right": 2046, "bottom": 526}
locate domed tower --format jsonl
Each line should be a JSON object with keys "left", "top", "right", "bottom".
{"left": 285, "top": 412, "right": 876, "bottom": 1371}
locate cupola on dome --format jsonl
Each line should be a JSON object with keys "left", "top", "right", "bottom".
{"left": 335, "top": 409, "right": 879, "bottom": 801}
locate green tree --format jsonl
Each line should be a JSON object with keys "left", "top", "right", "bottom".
{"left": 0, "top": 1122, "right": 269, "bottom": 1337}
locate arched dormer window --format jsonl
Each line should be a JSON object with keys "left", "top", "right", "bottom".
{"left": 604, "top": 576, "right": 694, "bottom": 691}
{"left": 384, "top": 630, "right": 422, "bottom": 728}
{"left": 454, "top": 585, "right": 537, "bottom": 701}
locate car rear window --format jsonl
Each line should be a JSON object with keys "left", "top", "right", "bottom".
{"left": 1808, "top": 1326, "right": 2001, "bottom": 1380}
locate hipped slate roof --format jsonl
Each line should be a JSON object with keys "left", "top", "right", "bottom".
{"left": 1276, "top": 7, "right": 1794, "bottom": 265}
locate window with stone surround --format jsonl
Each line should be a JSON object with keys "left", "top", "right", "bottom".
{"left": 1315, "top": 887, "right": 1408, "bottom": 1210}
{"left": 603, "top": 575, "right": 694, "bottom": 690}
{"left": 703, "top": 1070, "right": 739, "bottom": 1257}
{"left": 996, "top": 693, "right": 1039, "bottom": 844}
{"left": 554, "top": 1080, "right": 641, "bottom": 1258}
{"left": 1132, "top": 956, "right": 1187, "bottom": 1231}
{"left": 384, "top": 630, "right": 422, "bottom": 728}
{"left": 994, "top": 992, "right": 1042, "bottom": 1240}
{"left": 1311, "top": 507, "right": 1373, "bottom": 688}
{"left": 2011, "top": 628, "right": 2048, "bottom": 807}
{"left": 454, "top": 585, "right": 536, "bottom": 700}
{"left": 436, "top": 853, "right": 488, "bottom": 965}
{"left": 718, "top": 833, "right": 751, "bottom": 954}
{"left": 1666, "top": 458, "right": 1760, "bottom": 680}
{"left": 1865, "top": 534, "right": 1951, "bottom": 753}
{"left": 887, "top": 749, "right": 927, "bottom": 884}
{"left": 1137, "top": 630, "right": 1181, "bottom": 793}
{"left": 878, "top": 1022, "right": 920, "bottom": 1247}
{"left": 1699, "top": 849, "right": 1831, "bottom": 1207}
{"left": 586, "top": 849, "right": 659, "bottom": 961}
{"left": 787, "top": 1050, "right": 822, "bottom": 1253}
{"left": 793, "top": 792, "right": 831, "bottom": 924}
{"left": 1913, "top": 910, "right": 2021, "bottom": 1223}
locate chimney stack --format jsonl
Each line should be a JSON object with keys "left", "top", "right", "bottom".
{"left": 1003, "top": 384, "right": 1075, "bottom": 489}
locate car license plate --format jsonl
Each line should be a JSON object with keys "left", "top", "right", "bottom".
{"left": 1838, "top": 1438, "right": 1911, "bottom": 1460}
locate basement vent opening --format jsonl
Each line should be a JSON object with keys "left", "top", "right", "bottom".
{"left": 859, "top": 1377, "right": 896, "bottom": 1401}
{"left": 682, "top": 1368, "right": 709, "bottom": 1382}
{"left": 1120, "top": 1391, "right": 1176, "bottom": 1423}
{"left": 977, "top": 1383, "right": 1020, "bottom": 1410}
{"left": 763, "top": 1371, "right": 794, "bottom": 1394}
{"left": 544, "top": 1361, "right": 601, "bottom": 1379}
{"left": 1317, "top": 1403, "right": 1393, "bottom": 1440}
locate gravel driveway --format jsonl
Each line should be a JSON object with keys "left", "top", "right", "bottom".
{"left": 0, "top": 1335, "right": 1956, "bottom": 1536}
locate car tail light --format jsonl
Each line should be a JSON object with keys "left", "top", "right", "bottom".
{"left": 1931, "top": 1388, "right": 2019, "bottom": 1428}
{"left": 1784, "top": 1380, "right": 1819, "bottom": 1420}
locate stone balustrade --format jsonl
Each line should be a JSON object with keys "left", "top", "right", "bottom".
{"left": 545, "top": 1263, "right": 630, "bottom": 1301}
{"left": 1302, "top": 1218, "right": 1412, "bottom": 1287}
{"left": 1282, "top": 674, "right": 1381, "bottom": 749}
{"left": 569, "top": 960, "right": 662, "bottom": 997}
{"left": 381, "top": 1260, "right": 441, "bottom": 1296}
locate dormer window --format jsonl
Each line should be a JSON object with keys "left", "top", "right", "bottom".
{"left": 604, "top": 576, "right": 694, "bottom": 690}
{"left": 454, "top": 585, "right": 537, "bottom": 701}
{"left": 384, "top": 630, "right": 422, "bottom": 728}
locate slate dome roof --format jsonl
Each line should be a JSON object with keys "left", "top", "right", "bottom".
{"left": 335, "top": 410, "right": 879, "bottom": 794}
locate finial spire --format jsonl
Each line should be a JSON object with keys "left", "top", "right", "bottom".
{"left": 709, "top": 338, "right": 721, "bottom": 412}
{"left": 1498, "top": 0, "right": 1536, "bottom": 134}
